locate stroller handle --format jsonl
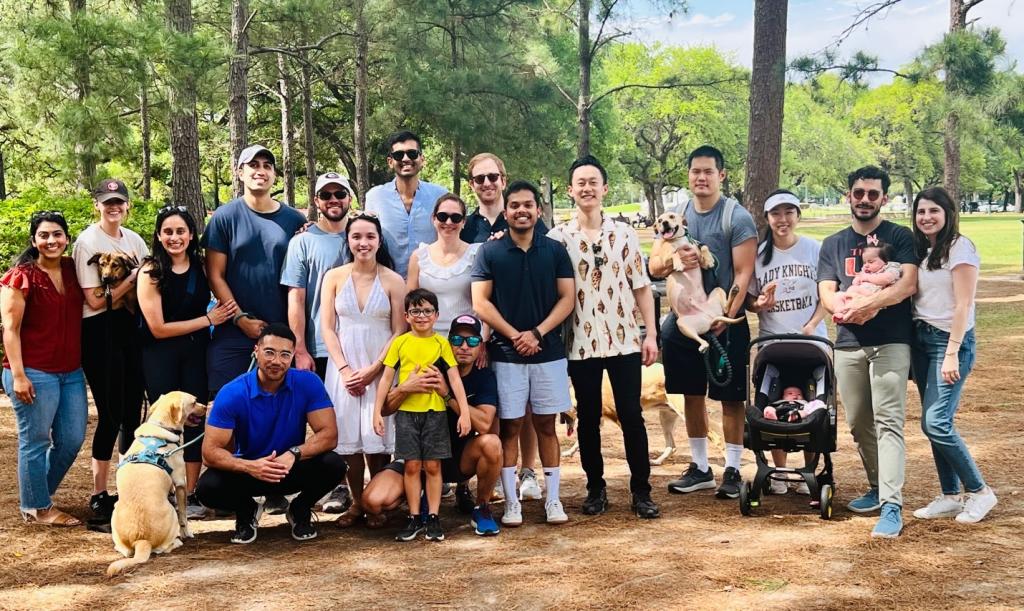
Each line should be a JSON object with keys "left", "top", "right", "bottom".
{"left": 748, "top": 333, "right": 834, "bottom": 354}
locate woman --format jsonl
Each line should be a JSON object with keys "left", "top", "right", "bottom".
{"left": 321, "top": 212, "right": 406, "bottom": 528}
{"left": 407, "top": 194, "right": 481, "bottom": 335}
{"left": 2, "top": 211, "right": 87, "bottom": 526}
{"left": 910, "top": 186, "right": 996, "bottom": 523}
{"left": 137, "top": 206, "right": 237, "bottom": 518}
{"left": 745, "top": 190, "right": 826, "bottom": 496}
{"left": 73, "top": 181, "right": 150, "bottom": 522}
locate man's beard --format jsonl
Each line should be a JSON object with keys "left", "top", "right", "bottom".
{"left": 850, "top": 204, "right": 880, "bottom": 221}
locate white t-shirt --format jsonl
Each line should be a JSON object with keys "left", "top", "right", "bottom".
{"left": 73, "top": 223, "right": 150, "bottom": 318}
{"left": 913, "top": 236, "right": 979, "bottom": 332}
{"left": 748, "top": 236, "right": 827, "bottom": 338}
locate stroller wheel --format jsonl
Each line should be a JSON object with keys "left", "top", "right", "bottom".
{"left": 739, "top": 481, "right": 752, "bottom": 516}
{"left": 819, "top": 484, "right": 834, "bottom": 520}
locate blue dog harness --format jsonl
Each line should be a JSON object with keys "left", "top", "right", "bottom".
{"left": 118, "top": 436, "right": 175, "bottom": 476}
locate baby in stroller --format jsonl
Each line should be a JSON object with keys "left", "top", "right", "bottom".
{"left": 763, "top": 386, "right": 826, "bottom": 422}
{"left": 832, "top": 242, "right": 901, "bottom": 323}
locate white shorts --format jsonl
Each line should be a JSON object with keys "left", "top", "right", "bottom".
{"left": 492, "top": 359, "right": 572, "bottom": 420}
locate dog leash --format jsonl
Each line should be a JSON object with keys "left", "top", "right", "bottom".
{"left": 701, "top": 332, "right": 733, "bottom": 388}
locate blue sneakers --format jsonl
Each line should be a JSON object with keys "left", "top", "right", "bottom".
{"left": 470, "top": 503, "right": 500, "bottom": 536}
{"left": 847, "top": 488, "right": 882, "bottom": 513}
{"left": 871, "top": 503, "right": 903, "bottom": 538}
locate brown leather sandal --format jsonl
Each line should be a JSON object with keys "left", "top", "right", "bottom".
{"left": 334, "top": 508, "right": 364, "bottom": 528}
{"left": 21, "top": 507, "right": 82, "bottom": 527}
{"left": 365, "top": 512, "right": 388, "bottom": 529}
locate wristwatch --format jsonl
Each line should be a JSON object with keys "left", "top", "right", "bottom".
{"left": 288, "top": 446, "right": 302, "bottom": 462}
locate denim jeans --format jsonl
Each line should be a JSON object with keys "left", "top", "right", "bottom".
{"left": 3, "top": 368, "right": 88, "bottom": 511}
{"left": 912, "top": 322, "right": 984, "bottom": 495}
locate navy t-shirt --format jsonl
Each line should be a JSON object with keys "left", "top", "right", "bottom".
{"left": 447, "top": 365, "right": 499, "bottom": 457}
{"left": 200, "top": 198, "right": 306, "bottom": 338}
{"left": 471, "top": 232, "right": 574, "bottom": 363}
{"left": 461, "top": 211, "right": 548, "bottom": 244}
{"left": 206, "top": 369, "right": 333, "bottom": 459}
{"left": 817, "top": 220, "right": 916, "bottom": 348}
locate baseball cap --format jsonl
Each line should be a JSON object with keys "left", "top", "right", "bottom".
{"left": 763, "top": 191, "right": 801, "bottom": 214}
{"left": 449, "top": 314, "right": 482, "bottom": 337}
{"left": 314, "top": 172, "right": 353, "bottom": 194}
{"left": 237, "top": 144, "right": 276, "bottom": 168}
{"left": 93, "top": 179, "right": 130, "bottom": 204}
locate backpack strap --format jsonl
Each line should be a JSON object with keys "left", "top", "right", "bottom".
{"left": 720, "top": 197, "right": 737, "bottom": 241}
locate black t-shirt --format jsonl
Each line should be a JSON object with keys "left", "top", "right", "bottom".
{"left": 817, "top": 220, "right": 916, "bottom": 348}
{"left": 460, "top": 210, "right": 548, "bottom": 244}
{"left": 447, "top": 366, "right": 499, "bottom": 458}
{"left": 139, "top": 262, "right": 211, "bottom": 345}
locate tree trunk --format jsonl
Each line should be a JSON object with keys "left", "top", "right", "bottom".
{"left": 228, "top": 0, "right": 249, "bottom": 198}
{"left": 69, "top": 0, "right": 95, "bottom": 189}
{"left": 903, "top": 176, "right": 914, "bottom": 213}
{"left": 140, "top": 86, "right": 152, "bottom": 200}
{"left": 352, "top": 0, "right": 370, "bottom": 205}
{"left": 166, "top": 0, "right": 205, "bottom": 230}
{"left": 743, "top": 0, "right": 788, "bottom": 233}
{"left": 576, "top": 0, "right": 592, "bottom": 157}
{"left": 1014, "top": 169, "right": 1023, "bottom": 213}
{"left": 300, "top": 56, "right": 317, "bottom": 221}
{"left": 212, "top": 156, "right": 221, "bottom": 209}
{"left": 0, "top": 147, "right": 6, "bottom": 200}
{"left": 541, "top": 176, "right": 555, "bottom": 227}
{"left": 277, "top": 53, "right": 295, "bottom": 207}
{"left": 653, "top": 184, "right": 666, "bottom": 219}
{"left": 942, "top": 0, "right": 975, "bottom": 206}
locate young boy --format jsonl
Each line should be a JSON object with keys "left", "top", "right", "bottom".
{"left": 373, "top": 289, "right": 471, "bottom": 542}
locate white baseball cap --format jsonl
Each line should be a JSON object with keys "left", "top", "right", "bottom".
{"left": 314, "top": 172, "right": 353, "bottom": 195}
{"left": 763, "top": 191, "right": 801, "bottom": 213}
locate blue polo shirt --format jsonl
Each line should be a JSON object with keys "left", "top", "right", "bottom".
{"left": 206, "top": 369, "right": 333, "bottom": 459}
{"left": 472, "top": 232, "right": 574, "bottom": 363}
{"left": 364, "top": 177, "right": 448, "bottom": 277}
{"left": 461, "top": 210, "right": 548, "bottom": 243}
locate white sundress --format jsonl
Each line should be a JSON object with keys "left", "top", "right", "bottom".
{"left": 414, "top": 242, "right": 480, "bottom": 334}
{"left": 325, "top": 272, "right": 395, "bottom": 454}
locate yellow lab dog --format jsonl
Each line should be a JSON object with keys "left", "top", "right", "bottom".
{"left": 107, "top": 391, "right": 206, "bottom": 577}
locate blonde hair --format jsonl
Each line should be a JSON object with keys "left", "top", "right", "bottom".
{"left": 466, "top": 152, "right": 507, "bottom": 178}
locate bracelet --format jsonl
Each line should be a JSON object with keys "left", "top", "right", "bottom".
{"left": 948, "top": 338, "right": 962, "bottom": 345}
{"left": 944, "top": 351, "right": 958, "bottom": 356}
{"left": 205, "top": 314, "right": 213, "bottom": 326}
{"left": 531, "top": 327, "right": 542, "bottom": 342}
{"left": 444, "top": 393, "right": 454, "bottom": 403}
{"left": 339, "top": 364, "right": 350, "bottom": 372}
{"left": 232, "top": 311, "right": 251, "bottom": 325}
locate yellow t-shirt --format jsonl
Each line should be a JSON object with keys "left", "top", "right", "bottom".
{"left": 383, "top": 332, "right": 458, "bottom": 412}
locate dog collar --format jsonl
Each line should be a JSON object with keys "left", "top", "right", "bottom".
{"left": 118, "top": 436, "right": 175, "bottom": 476}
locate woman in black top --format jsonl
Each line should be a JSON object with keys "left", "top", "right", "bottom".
{"left": 137, "top": 207, "right": 237, "bottom": 516}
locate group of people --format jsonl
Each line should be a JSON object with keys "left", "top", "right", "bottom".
{"left": 0, "top": 130, "right": 997, "bottom": 546}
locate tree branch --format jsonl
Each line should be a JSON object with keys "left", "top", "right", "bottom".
{"left": 590, "top": 76, "right": 744, "bottom": 108}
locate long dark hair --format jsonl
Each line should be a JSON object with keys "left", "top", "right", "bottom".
{"left": 13, "top": 211, "right": 71, "bottom": 267}
{"left": 142, "top": 207, "right": 203, "bottom": 290}
{"left": 912, "top": 187, "right": 960, "bottom": 271}
{"left": 345, "top": 212, "right": 395, "bottom": 270}
{"left": 759, "top": 189, "right": 800, "bottom": 266}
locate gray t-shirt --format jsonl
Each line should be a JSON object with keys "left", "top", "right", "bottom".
{"left": 673, "top": 196, "right": 758, "bottom": 291}
{"left": 280, "top": 225, "right": 351, "bottom": 357}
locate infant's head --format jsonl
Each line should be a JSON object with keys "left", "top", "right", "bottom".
{"left": 860, "top": 242, "right": 894, "bottom": 273}
{"left": 782, "top": 386, "right": 804, "bottom": 401}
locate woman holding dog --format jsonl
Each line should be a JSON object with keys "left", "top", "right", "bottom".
{"left": 72, "top": 179, "right": 150, "bottom": 523}
{"left": 909, "top": 187, "right": 997, "bottom": 523}
{"left": 745, "top": 190, "right": 826, "bottom": 496}
{"left": 1, "top": 211, "right": 87, "bottom": 526}
{"left": 137, "top": 207, "right": 238, "bottom": 519}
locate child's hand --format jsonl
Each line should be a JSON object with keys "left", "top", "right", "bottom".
{"left": 373, "top": 413, "right": 385, "bottom": 436}
{"left": 457, "top": 414, "right": 471, "bottom": 437}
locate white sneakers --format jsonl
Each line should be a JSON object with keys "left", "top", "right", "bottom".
{"left": 502, "top": 498, "right": 569, "bottom": 525}
{"left": 913, "top": 494, "right": 963, "bottom": 519}
{"left": 519, "top": 468, "right": 543, "bottom": 501}
{"left": 502, "top": 501, "right": 523, "bottom": 527}
{"left": 913, "top": 488, "right": 998, "bottom": 523}
{"left": 545, "top": 499, "right": 568, "bottom": 524}
{"left": 793, "top": 481, "right": 810, "bottom": 495}
{"left": 769, "top": 479, "right": 788, "bottom": 495}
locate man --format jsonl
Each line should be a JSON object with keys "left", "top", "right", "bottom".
{"left": 361, "top": 314, "right": 503, "bottom": 536}
{"left": 547, "top": 155, "right": 660, "bottom": 519}
{"left": 472, "top": 180, "right": 575, "bottom": 526}
{"left": 365, "top": 130, "right": 447, "bottom": 277}
{"left": 461, "top": 152, "right": 548, "bottom": 243}
{"left": 648, "top": 145, "right": 757, "bottom": 500}
{"left": 281, "top": 171, "right": 354, "bottom": 513}
{"left": 196, "top": 324, "right": 346, "bottom": 544}
{"left": 818, "top": 166, "right": 917, "bottom": 538}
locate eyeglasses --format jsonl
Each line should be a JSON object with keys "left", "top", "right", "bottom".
{"left": 435, "top": 212, "right": 465, "bottom": 224}
{"left": 259, "top": 348, "right": 294, "bottom": 361}
{"left": 318, "top": 189, "right": 350, "bottom": 201}
{"left": 407, "top": 308, "right": 437, "bottom": 318}
{"left": 449, "top": 335, "right": 482, "bottom": 347}
{"left": 593, "top": 242, "right": 606, "bottom": 267}
{"left": 470, "top": 173, "right": 502, "bottom": 185}
{"left": 851, "top": 188, "right": 883, "bottom": 202}
{"left": 31, "top": 210, "right": 66, "bottom": 222}
{"left": 389, "top": 149, "right": 421, "bottom": 162}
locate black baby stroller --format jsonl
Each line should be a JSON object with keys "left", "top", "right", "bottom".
{"left": 739, "top": 334, "right": 837, "bottom": 519}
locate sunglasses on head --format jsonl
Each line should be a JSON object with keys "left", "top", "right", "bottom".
{"left": 470, "top": 173, "right": 501, "bottom": 186}
{"left": 389, "top": 149, "right": 421, "bottom": 162}
{"left": 159, "top": 205, "right": 188, "bottom": 214}
{"left": 31, "top": 210, "right": 66, "bottom": 222}
{"left": 851, "top": 188, "right": 883, "bottom": 202}
{"left": 348, "top": 209, "right": 378, "bottom": 220}
{"left": 318, "top": 188, "right": 350, "bottom": 201}
{"left": 449, "top": 335, "right": 482, "bottom": 347}
{"left": 435, "top": 211, "right": 465, "bottom": 224}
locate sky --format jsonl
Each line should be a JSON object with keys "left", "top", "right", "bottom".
{"left": 622, "top": 0, "right": 1023, "bottom": 82}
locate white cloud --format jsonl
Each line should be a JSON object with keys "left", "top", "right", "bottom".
{"left": 677, "top": 12, "right": 737, "bottom": 27}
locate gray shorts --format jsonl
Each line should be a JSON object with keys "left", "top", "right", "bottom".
{"left": 394, "top": 410, "right": 452, "bottom": 461}
{"left": 492, "top": 359, "right": 572, "bottom": 420}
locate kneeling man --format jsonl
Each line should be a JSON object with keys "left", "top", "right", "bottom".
{"left": 196, "top": 323, "right": 346, "bottom": 543}
{"left": 362, "top": 315, "right": 503, "bottom": 536}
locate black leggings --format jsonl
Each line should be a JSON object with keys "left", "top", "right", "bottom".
{"left": 142, "top": 334, "right": 209, "bottom": 463}
{"left": 82, "top": 310, "right": 146, "bottom": 461}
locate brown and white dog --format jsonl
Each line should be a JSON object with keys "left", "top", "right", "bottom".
{"left": 650, "top": 211, "right": 743, "bottom": 353}
{"left": 87, "top": 252, "right": 139, "bottom": 311}
{"left": 107, "top": 391, "right": 206, "bottom": 577}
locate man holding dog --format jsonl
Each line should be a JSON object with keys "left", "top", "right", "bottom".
{"left": 648, "top": 145, "right": 757, "bottom": 500}
{"left": 197, "top": 324, "right": 346, "bottom": 543}
{"left": 546, "top": 155, "right": 660, "bottom": 519}
{"left": 818, "top": 166, "right": 917, "bottom": 538}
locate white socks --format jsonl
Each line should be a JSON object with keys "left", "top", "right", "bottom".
{"left": 544, "top": 467, "right": 561, "bottom": 503}
{"left": 500, "top": 467, "right": 518, "bottom": 505}
{"left": 725, "top": 443, "right": 744, "bottom": 471}
{"left": 689, "top": 437, "right": 709, "bottom": 472}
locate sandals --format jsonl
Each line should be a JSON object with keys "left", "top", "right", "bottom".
{"left": 334, "top": 508, "right": 364, "bottom": 528}
{"left": 21, "top": 507, "right": 82, "bottom": 527}
{"left": 365, "top": 512, "right": 388, "bottom": 529}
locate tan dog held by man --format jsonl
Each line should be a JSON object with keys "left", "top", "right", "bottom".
{"left": 87, "top": 251, "right": 139, "bottom": 311}
{"left": 650, "top": 211, "right": 743, "bottom": 353}
{"left": 107, "top": 391, "right": 206, "bottom": 577}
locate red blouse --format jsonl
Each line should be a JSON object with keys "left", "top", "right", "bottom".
{"left": 1, "top": 258, "right": 84, "bottom": 373}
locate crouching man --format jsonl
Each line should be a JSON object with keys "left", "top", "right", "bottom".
{"left": 196, "top": 323, "right": 346, "bottom": 543}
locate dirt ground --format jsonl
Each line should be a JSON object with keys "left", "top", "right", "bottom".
{"left": 0, "top": 277, "right": 1021, "bottom": 611}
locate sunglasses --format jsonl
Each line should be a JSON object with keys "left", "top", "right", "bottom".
{"left": 407, "top": 308, "right": 437, "bottom": 318}
{"left": 389, "top": 149, "right": 421, "bottom": 162}
{"left": 449, "top": 335, "right": 482, "bottom": 347}
{"left": 470, "top": 173, "right": 502, "bottom": 186}
{"left": 318, "top": 189, "right": 350, "bottom": 201}
{"left": 435, "top": 211, "right": 465, "bottom": 224}
{"left": 31, "top": 210, "right": 66, "bottom": 221}
{"left": 851, "top": 188, "right": 883, "bottom": 202}
{"left": 159, "top": 205, "right": 189, "bottom": 214}
{"left": 347, "top": 209, "right": 379, "bottom": 220}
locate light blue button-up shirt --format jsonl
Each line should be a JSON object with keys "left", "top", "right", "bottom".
{"left": 364, "top": 177, "right": 448, "bottom": 277}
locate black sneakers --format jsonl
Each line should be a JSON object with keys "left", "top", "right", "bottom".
{"left": 230, "top": 499, "right": 264, "bottom": 544}
{"left": 631, "top": 493, "right": 661, "bottom": 519}
{"left": 667, "top": 463, "right": 716, "bottom": 494}
{"left": 424, "top": 513, "right": 445, "bottom": 542}
{"left": 90, "top": 491, "right": 118, "bottom": 522}
{"left": 264, "top": 494, "right": 289, "bottom": 515}
{"left": 455, "top": 483, "right": 475, "bottom": 515}
{"left": 286, "top": 504, "right": 318, "bottom": 541}
{"left": 581, "top": 488, "right": 609, "bottom": 515}
{"left": 396, "top": 515, "right": 425, "bottom": 542}
{"left": 715, "top": 467, "right": 742, "bottom": 499}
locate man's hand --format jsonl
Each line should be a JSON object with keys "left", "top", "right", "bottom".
{"left": 488, "top": 230, "right": 506, "bottom": 241}
{"left": 237, "top": 317, "right": 267, "bottom": 340}
{"left": 838, "top": 297, "right": 879, "bottom": 325}
{"left": 247, "top": 451, "right": 290, "bottom": 482}
{"left": 272, "top": 450, "right": 297, "bottom": 473}
{"left": 401, "top": 365, "right": 446, "bottom": 395}
{"left": 294, "top": 349, "right": 316, "bottom": 372}
{"left": 675, "top": 243, "right": 700, "bottom": 270}
{"left": 641, "top": 333, "right": 658, "bottom": 366}
{"left": 512, "top": 330, "right": 540, "bottom": 356}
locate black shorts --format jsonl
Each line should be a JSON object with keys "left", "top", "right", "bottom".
{"left": 661, "top": 313, "right": 750, "bottom": 402}
{"left": 394, "top": 410, "right": 452, "bottom": 461}
{"left": 383, "top": 456, "right": 471, "bottom": 484}
{"left": 314, "top": 357, "right": 329, "bottom": 381}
